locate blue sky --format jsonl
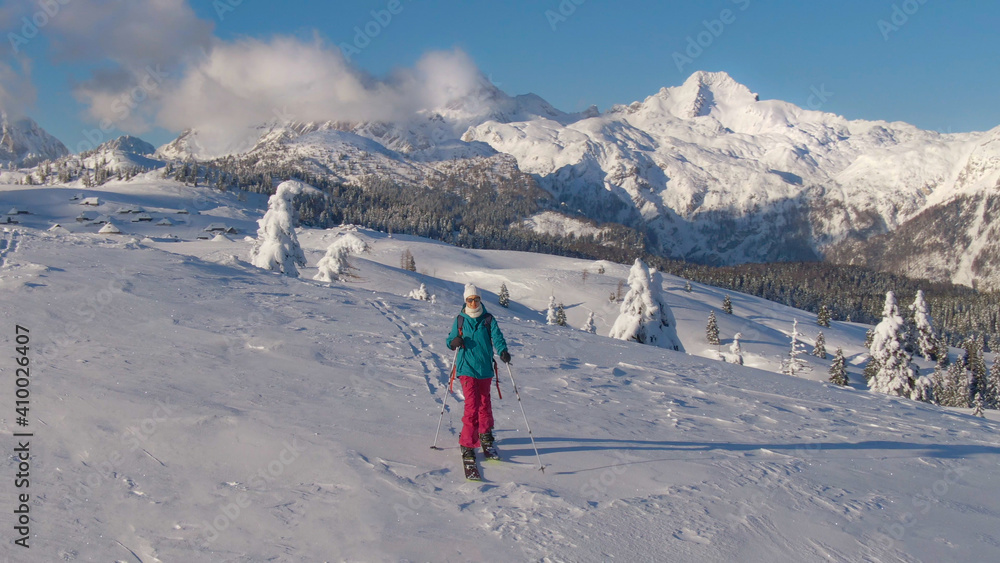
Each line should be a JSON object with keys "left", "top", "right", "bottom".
{"left": 4, "top": 0, "right": 999, "bottom": 151}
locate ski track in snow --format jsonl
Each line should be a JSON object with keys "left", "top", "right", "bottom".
{"left": 368, "top": 298, "right": 450, "bottom": 398}
{"left": 0, "top": 227, "right": 18, "bottom": 267}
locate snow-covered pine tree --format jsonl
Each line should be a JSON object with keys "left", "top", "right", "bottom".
{"left": 608, "top": 259, "right": 682, "bottom": 350}
{"left": 912, "top": 374, "right": 935, "bottom": 403}
{"left": 498, "top": 283, "right": 510, "bottom": 308}
{"left": 934, "top": 337, "right": 951, "bottom": 367}
{"left": 966, "top": 337, "right": 987, "bottom": 379}
{"left": 684, "top": 279, "right": 692, "bottom": 293}
{"left": 546, "top": 296, "right": 558, "bottom": 325}
{"left": 909, "top": 290, "right": 937, "bottom": 361}
{"left": 813, "top": 331, "right": 827, "bottom": 359}
{"left": 829, "top": 347, "right": 849, "bottom": 386}
{"left": 729, "top": 332, "right": 744, "bottom": 365}
{"left": 722, "top": 295, "right": 733, "bottom": 314}
{"left": 986, "top": 356, "right": 1000, "bottom": 410}
{"left": 555, "top": 304, "right": 568, "bottom": 326}
{"left": 706, "top": 311, "right": 720, "bottom": 346}
{"left": 400, "top": 249, "right": 416, "bottom": 272}
{"left": 648, "top": 268, "right": 682, "bottom": 351}
{"left": 582, "top": 311, "right": 596, "bottom": 334}
{"left": 931, "top": 363, "right": 947, "bottom": 405}
{"left": 781, "top": 319, "right": 808, "bottom": 376}
{"left": 965, "top": 337, "right": 988, "bottom": 408}
{"left": 862, "top": 357, "right": 880, "bottom": 382}
{"left": 973, "top": 390, "right": 986, "bottom": 417}
{"left": 407, "top": 283, "right": 430, "bottom": 301}
{"left": 817, "top": 304, "right": 832, "bottom": 328}
{"left": 313, "top": 233, "right": 370, "bottom": 283}
{"left": 250, "top": 180, "right": 317, "bottom": 277}
{"left": 942, "top": 358, "right": 971, "bottom": 407}
{"left": 868, "top": 292, "right": 917, "bottom": 397}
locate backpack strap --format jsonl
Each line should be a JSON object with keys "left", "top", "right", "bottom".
{"left": 483, "top": 314, "right": 502, "bottom": 399}
{"left": 457, "top": 313, "right": 493, "bottom": 349}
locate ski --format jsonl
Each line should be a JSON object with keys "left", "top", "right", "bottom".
{"left": 481, "top": 442, "right": 500, "bottom": 461}
{"left": 462, "top": 453, "right": 481, "bottom": 481}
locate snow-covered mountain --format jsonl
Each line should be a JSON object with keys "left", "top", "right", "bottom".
{"left": 80, "top": 135, "right": 162, "bottom": 172}
{"left": 339, "top": 76, "right": 592, "bottom": 158}
{"left": 150, "top": 71, "right": 999, "bottom": 287}
{"left": 825, "top": 125, "right": 1000, "bottom": 287}
{"left": 3, "top": 175, "right": 1000, "bottom": 561}
{"left": 463, "top": 72, "right": 1000, "bottom": 269}
{"left": 0, "top": 112, "right": 69, "bottom": 167}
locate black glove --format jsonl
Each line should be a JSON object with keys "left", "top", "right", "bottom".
{"left": 450, "top": 336, "right": 464, "bottom": 350}
{"left": 500, "top": 350, "right": 511, "bottom": 364}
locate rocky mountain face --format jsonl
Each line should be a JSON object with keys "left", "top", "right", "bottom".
{"left": 0, "top": 112, "right": 69, "bottom": 167}
{"left": 142, "top": 71, "right": 1000, "bottom": 289}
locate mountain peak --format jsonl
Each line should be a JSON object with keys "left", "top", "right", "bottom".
{"left": 0, "top": 112, "right": 69, "bottom": 167}
{"left": 434, "top": 73, "right": 569, "bottom": 125}
{"left": 95, "top": 135, "right": 155, "bottom": 157}
{"left": 673, "top": 71, "right": 760, "bottom": 117}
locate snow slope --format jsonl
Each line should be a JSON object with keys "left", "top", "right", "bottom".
{"left": 2, "top": 178, "right": 1000, "bottom": 561}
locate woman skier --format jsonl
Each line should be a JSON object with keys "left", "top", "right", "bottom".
{"left": 446, "top": 284, "right": 511, "bottom": 464}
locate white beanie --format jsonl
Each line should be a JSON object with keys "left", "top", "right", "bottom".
{"left": 463, "top": 283, "right": 480, "bottom": 299}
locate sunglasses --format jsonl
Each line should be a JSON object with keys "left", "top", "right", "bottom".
{"left": 465, "top": 296, "right": 481, "bottom": 303}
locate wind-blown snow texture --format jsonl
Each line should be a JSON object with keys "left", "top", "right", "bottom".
{"left": 3, "top": 176, "right": 1000, "bottom": 561}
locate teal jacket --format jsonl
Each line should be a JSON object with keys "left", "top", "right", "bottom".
{"left": 446, "top": 305, "right": 508, "bottom": 379}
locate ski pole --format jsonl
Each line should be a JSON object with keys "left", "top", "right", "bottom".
{"left": 430, "top": 348, "right": 460, "bottom": 450}
{"left": 505, "top": 362, "right": 545, "bottom": 472}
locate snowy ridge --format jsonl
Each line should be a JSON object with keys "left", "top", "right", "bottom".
{"left": 79, "top": 135, "right": 162, "bottom": 172}
{"left": 2, "top": 176, "right": 1000, "bottom": 560}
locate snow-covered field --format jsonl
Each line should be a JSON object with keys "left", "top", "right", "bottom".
{"left": 2, "top": 177, "right": 1000, "bottom": 562}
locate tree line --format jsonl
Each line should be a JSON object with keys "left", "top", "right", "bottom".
{"left": 25, "top": 150, "right": 1000, "bottom": 348}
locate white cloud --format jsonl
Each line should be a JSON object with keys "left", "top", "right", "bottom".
{"left": 47, "top": 0, "right": 213, "bottom": 66}
{"left": 0, "top": 59, "right": 37, "bottom": 118}
{"left": 154, "top": 37, "right": 483, "bottom": 154}
{"left": 47, "top": 0, "right": 213, "bottom": 132}
{"left": 3, "top": 0, "right": 486, "bottom": 152}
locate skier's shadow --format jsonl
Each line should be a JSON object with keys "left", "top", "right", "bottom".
{"left": 494, "top": 435, "right": 1000, "bottom": 474}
